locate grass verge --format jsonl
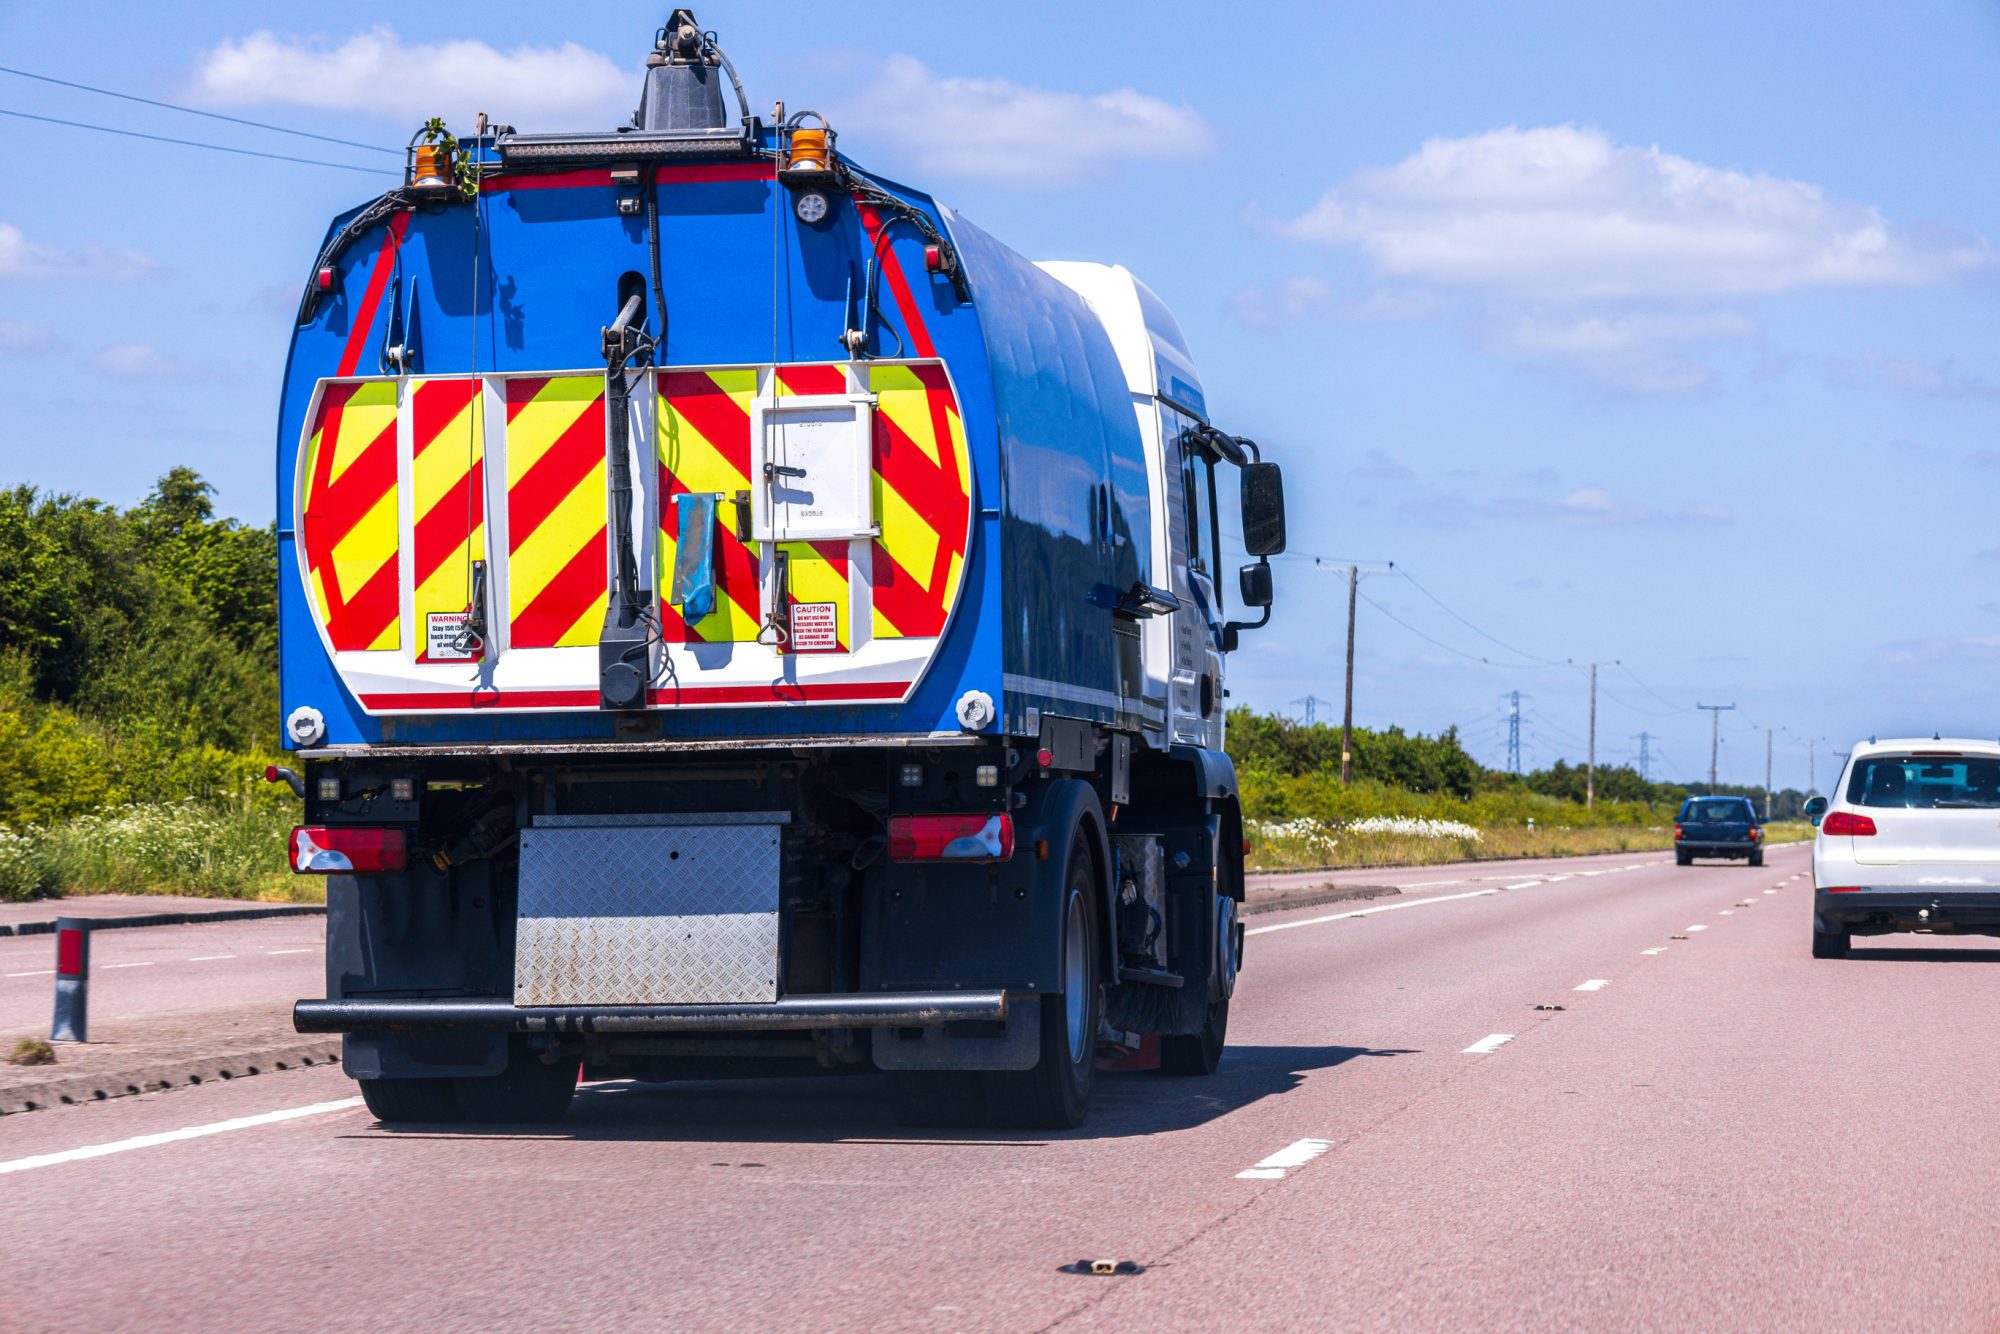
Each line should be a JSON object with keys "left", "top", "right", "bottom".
{"left": 0, "top": 800, "right": 316, "bottom": 903}
{"left": 1248, "top": 818, "right": 1813, "bottom": 872}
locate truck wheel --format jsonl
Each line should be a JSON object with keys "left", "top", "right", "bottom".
{"left": 1675, "top": 849, "right": 1692, "bottom": 866}
{"left": 1750, "top": 850, "right": 1764, "bottom": 867}
{"left": 358, "top": 1076, "right": 460, "bottom": 1124}
{"left": 1158, "top": 998, "right": 1230, "bottom": 1076}
{"left": 453, "top": 1040, "right": 580, "bottom": 1124}
{"left": 1811, "top": 926, "right": 1850, "bottom": 959}
{"left": 884, "top": 1072, "right": 985, "bottom": 1129}
{"left": 986, "top": 847, "right": 1101, "bottom": 1130}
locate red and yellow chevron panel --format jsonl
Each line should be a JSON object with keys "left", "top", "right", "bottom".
{"left": 505, "top": 376, "right": 607, "bottom": 649}
{"left": 300, "top": 380, "right": 401, "bottom": 652}
{"left": 868, "top": 362, "right": 969, "bottom": 640}
{"left": 656, "top": 368, "right": 762, "bottom": 643}
{"left": 410, "top": 378, "right": 485, "bottom": 659}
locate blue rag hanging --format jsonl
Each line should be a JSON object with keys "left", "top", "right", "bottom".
{"left": 671, "top": 493, "right": 717, "bottom": 621}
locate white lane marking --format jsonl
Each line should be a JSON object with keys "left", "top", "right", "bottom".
{"left": 1718, "top": 910, "right": 1734, "bottom": 916}
{"left": 1578, "top": 871, "right": 1602, "bottom": 878}
{"left": 265, "top": 949, "right": 314, "bottom": 956}
{"left": 1764, "top": 889, "right": 1777, "bottom": 895}
{"left": 6, "top": 969, "right": 54, "bottom": 978}
{"left": 1641, "top": 948, "right": 1667, "bottom": 955}
{"left": 1574, "top": 979, "right": 1610, "bottom": 991}
{"left": 1236, "top": 1138, "right": 1333, "bottom": 1180}
{"left": 103, "top": 961, "right": 157, "bottom": 969}
{"left": 188, "top": 955, "right": 235, "bottom": 962}
{"left": 1246, "top": 888, "right": 1498, "bottom": 936}
{"left": 0, "top": 1097, "right": 365, "bottom": 1177}
{"left": 1685, "top": 924, "right": 1708, "bottom": 932}
{"left": 1504, "top": 881, "right": 1541, "bottom": 890}
{"left": 1543, "top": 875, "right": 1573, "bottom": 883}
{"left": 1462, "top": 1033, "right": 1515, "bottom": 1054}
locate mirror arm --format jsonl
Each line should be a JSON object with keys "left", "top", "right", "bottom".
{"left": 1221, "top": 556, "right": 1274, "bottom": 651}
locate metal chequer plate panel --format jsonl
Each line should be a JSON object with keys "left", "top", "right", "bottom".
{"left": 515, "top": 817, "right": 783, "bottom": 1006}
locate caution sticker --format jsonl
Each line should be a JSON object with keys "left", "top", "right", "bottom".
{"left": 425, "top": 612, "right": 481, "bottom": 661}
{"left": 788, "top": 602, "right": 838, "bottom": 651}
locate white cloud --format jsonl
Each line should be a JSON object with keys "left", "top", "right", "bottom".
{"left": 1279, "top": 124, "right": 1992, "bottom": 301}
{"left": 1829, "top": 348, "right": 2000, "bottom": 401}
{"left": 834, "top": 55, "right": 1215, "bottom": 185}
{"left": 1500, "top": 309, "right": 1756, "bottom": 393}
{"left": 0, "top": 224, "right": 157, "bottom": 281}
{"left": 0, "top": 319, "right": 61, "bottom": 355}
{"left": 1230, "top": 276, "right": 1436, "bottom": 329}
{"left": 189, "top": 27, "right": 630, "bottom": 128}
{"left": 86, "top": 344, "right": 225, "bottom": 382}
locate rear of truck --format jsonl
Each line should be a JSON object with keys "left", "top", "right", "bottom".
{"left": 276, "top": 13, "right": 1285, "bottom": 1128}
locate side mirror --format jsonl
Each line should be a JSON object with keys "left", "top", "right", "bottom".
{"left": 1238, "top": 561, "right": 1273, "bottom": 609}
{"left": 1239, "top": 462, "right": 1287, "bottom": 557}
{"left": 1803, "top": 795, "right": 1828, "bottom": 826}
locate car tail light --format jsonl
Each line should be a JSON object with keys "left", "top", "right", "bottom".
{"left": 1821, "top": 811, "right": 1877, "bottom": 837}
{"left": 1822, "top": 886, "right": 1865, "bottom": 893}
{"left": 887, "top": 813, "right": 1013, "bottom": 862}
{"left": 289, "top": 826, "right": 407, "bottom": 874}
{"left": 1673, "top": 823, "right": 1684, "bottom": 840}
{"left": 1749, "top": 826, "right": 1762, "bottom": 840}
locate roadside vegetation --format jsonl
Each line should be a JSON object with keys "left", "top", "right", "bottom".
{"left": 0, "top": 470, "right": 306, "bottom": 902}
{"left": 1229, "top": 709, "right": 1812, "bottom": 871}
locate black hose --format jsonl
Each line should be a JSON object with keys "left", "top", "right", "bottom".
{"left": 645, "top": 185, "right": 667, "bottom": 364}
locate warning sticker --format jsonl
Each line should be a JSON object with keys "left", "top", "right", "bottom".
{"left": 788, "top": 602, "right": 839, "bottom": 651}
{"left": 425, "top": 612, "right": 481, "bottom": 661}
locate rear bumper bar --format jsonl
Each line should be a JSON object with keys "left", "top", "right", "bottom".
{"left": 1817, "top": 889, "right": 2000, "bottom": 934}
{"left": 294, "top": 991, "right": 1009, "bottom": 1035}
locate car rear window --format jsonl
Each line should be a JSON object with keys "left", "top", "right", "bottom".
{"left": 1682, "top": 799, "right": 1753, "bottom": 823}
{"left": 1845, "top": 756, "right": 2000, "bottom": 809}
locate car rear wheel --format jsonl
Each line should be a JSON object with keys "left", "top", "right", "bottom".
{"left": 1812, "top": 926, "right": 1850, "bottom": 959}
{"left": 1675, "top": 849, "right": 1692, "bottom": 866}
{"left": 1749, "top": 850, "right": 1764, "bottom": 867}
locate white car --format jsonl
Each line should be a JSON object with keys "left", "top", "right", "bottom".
{"left": 1807, "top": 737, "right": 2000, "bottom": 958}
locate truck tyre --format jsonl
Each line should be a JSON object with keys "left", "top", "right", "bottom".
{"left": 1675, "top": 849, "right": 1692, "bottom": 866}
{"left": 1158, "top": 997, "right": 1230, "bottom": 1076}
{"left": 1749, "top": 850, "right": 1764, "bottom": 867}
{"left": 884, "top": 1072, "right": 985, "bottom": 1129}
{"left": 453, "top": 1040, "right": 580, "bottom": 1124}
{"left": 358, "top": 1076, "right": 460, "bottom": 1125}
{"left": 1811, "top": 926, "right": 1850, "bottom": 959}
{"left": 985, "top": 846, "right": 1101, "bottom": 1130}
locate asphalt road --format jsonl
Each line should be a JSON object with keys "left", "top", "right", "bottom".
{"left": 0, "top": 916, "right": 324, "bottom": 1031}
{"left": 3, "top": 841, "right": 1997, "bottom": 1332}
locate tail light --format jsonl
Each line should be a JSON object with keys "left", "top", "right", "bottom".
{"left": 887, "top": 813, "right": 1013, "bottom": 862}
{"left": 1673, "top": 823, "right": 1684, "bottom": 840}
{"left": 1821, "top": 811, "right": 1877, "bottom": 837}
{"left": 1749, "top": 826, "right": 1762, "bottom": 840}
{"left": 1822, "top": 886, "right": 1865, "bottom": 893}
{"left": 289, "top": 826, "right": 407, "bottom": 874}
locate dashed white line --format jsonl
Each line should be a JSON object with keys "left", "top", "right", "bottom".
{"left": 1685, "top": 924, "right": 1708, "bottom": 932}
{"left": 1718, "top": 910, "right": 1734, "bottom": 916}
{"left": 1573, "top": 979, "right": 1610, "bottom": 991}
{"left": 1237, "top": 1138, "right": 1333, "bottom": 1180}
{"left": 1641, "top": 948, "right": 1667, "bottom": 955}
{"left": 5, "top": 969, "right": 53, "bottom": 978}
{"left": 1504, "top": 881, "right": 1542, "bottom": 890}
{"left": 1462, "top": 1033, "right": 1515, "bottom": 1054}
{"left": 1246, "top": 888, "right": 1499, "bottom": 936}
{"left": 1763, "top": 889, "right": 1777, "bottom": 895}
{"left": 188, "top": 955, "right": 236, "bottom": 962}
{"left": 102, "top": 961, "right": 155, "bottom": 969}
{"left": 0, "top": 1097, "right": 365, "bottom": 1177}
{"left": 265, "top": 949, "right": 314, "bottom": 956}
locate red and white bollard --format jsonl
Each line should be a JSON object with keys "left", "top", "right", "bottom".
{"left": 51, "top": 916, "right": 88, "bottom": 1043}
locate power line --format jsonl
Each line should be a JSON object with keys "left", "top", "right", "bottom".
{"left": 0, "top": 106, "right": 395, "bottom": 174}
{"left": 1355, "top": 587, "right": 1494, "bottom": 665}
{"left": 1394, "top": 566, "right": 1567, "bottom": 666}
{"left": 1616, "top": 663, "right": 1684, "bottom": 712}
{"left": 0, "top": 63, "right": 399, "bottom": 155}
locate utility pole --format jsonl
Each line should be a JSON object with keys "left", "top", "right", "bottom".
{"left": 1342, "top": 566, "right": 1358, "bottom": 786}
{"left": 1586, "top": 663, "right": 1598, "bottom": 809}
{"left": 1318, "top": 562, "right": 1393, "bottom": 787}
{"left": 1506, "top": 691, "right": 1522, "bottom": 776}
{"left": 1697, "top": 702, "right": 1736, "bottom": 792}
{"left": 1764, "top": 728, "right": 1774, "bottom": 820}
{"left": 1634, "top": 732, "right": 1653, "bottom": 782}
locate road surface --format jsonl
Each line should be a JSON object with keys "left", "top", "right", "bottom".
{"left": 3, "top": 842, "right": 1996, "bottom": 1332}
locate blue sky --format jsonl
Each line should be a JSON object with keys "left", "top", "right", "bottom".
{"left": 2, "top": 1, "right": 1996, "bottom": 789}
